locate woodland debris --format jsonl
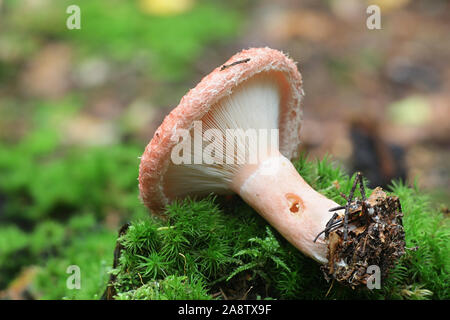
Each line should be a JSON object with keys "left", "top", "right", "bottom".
{"left": 321, "top": 187, "right": 406, "bottom": 288}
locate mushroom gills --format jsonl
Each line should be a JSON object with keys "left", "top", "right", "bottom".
{"left": 164, "top": 73, "right": 281, "bottom": 198}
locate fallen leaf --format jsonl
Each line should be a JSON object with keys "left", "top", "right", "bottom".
{"left": 327, "top": 231, "right": 342, "bottom": 274}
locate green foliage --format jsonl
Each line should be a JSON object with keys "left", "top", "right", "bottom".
{"left": 29, "top": 221, "right": 66, "bottom": 255}
{"left": 31, "top": 229, "right": 116, "bottom": 300}
{"left": 0, "top": 226, "right": 29, "bottom": 260}
{"left": 115, "top": 275, "right": 211, "bottom": 300}
{"left": 227, "top": 227, "right": 291, "bottom": 283}
{"left": 0, "top": 226, "right": 30, "bottom": 288}
{"left": 69, "top": 0, "right": 241, "bottom": 80}
{"left": 369, "top": 180, "right": 450, "bottom": 300}
{"left": 0, "top": 103, "right": 142, "bottom": 296}
{"left": 111, "top": 196, "right": 239, "bottom": 296}
{"left": 0, "top": 141, "right": 144, "bottom": 221}
{"left": 2, "top": 0, "right": 241, "bottom": 81}
{"left": 0, "top": 213, "right": 116, "bottom": 297}
{"left": 0, "top": 103, "right": 145, "bottom": 223}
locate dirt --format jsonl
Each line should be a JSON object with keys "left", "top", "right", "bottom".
{"left": 321, "top": 187, "right": 406, "bottom": 288}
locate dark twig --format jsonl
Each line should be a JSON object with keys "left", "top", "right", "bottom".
{"left": 220, "top": 58, "right": 251, "bottom": 71}
{"left": 314, "top": 172, "right": 368, "bottom": 243}
{"left": 343, "top": 173, "right": 361, "bottom": 241}
{"left": 329, "top": 205, "right": 346, "bottom": 212}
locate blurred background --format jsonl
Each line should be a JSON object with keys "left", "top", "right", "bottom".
{"left": 0, "top": 0, "right": 448, "bottom": 299}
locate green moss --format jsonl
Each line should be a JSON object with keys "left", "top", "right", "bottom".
{"left": 31, "top": 229, "right": 116, "bottom": 300}
{"left": 29, "top": 221, "right": 66, "bottom": 255}
{"left": 115, "top": 275, "right": 211, "bottom": 300}
{"left": 0, "top": 100, "right": 146, "bottom": 295}
{"left": 110, "top": 157, "right": 449, "bottom": 300}
{"left": 0, "top": 105, "right": 144, "bottom": 223}
{"left": 2, "top": 0, "right": 241, "bottom": 81}
{"left": 0, "top": 226, "right": 30, "bottom": 288}
{"left": 375, "top": 181, "right": 450, "bottom": 299}
{"left": 0, "top": 215, "right": 116, "bottom": 298}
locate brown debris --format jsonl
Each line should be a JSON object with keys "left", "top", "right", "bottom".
{"left": 322, "top": 188, "right": 406, "bottom": 288}
{"left": 0, "top": 266, "right": 39, "bottom": 300}
{"left": 101, "top": 223, "right": 131, "bottom": 300}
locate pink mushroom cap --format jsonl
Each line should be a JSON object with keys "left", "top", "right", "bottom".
{"left": 139, "top": 47, "right": 304, "bottom": 214}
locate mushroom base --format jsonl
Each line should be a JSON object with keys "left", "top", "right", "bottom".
{"left": 321, "top": 188, "right": 406, "bottom": 288}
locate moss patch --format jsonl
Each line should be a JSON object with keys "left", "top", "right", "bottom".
{"left": 108, "top": 156, "right": 449, "bottom": 300}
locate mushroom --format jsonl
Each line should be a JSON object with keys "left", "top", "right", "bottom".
{"left": 139, "top": 47, "right": 343, "bottom": 264}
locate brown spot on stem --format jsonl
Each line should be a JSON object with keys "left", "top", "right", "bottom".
{"left": 285, "top": 193, "right": 304, "bottom": 214}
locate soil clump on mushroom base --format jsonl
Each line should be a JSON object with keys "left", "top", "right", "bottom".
{"left": 322, "top": 187, "right": 406, "bottom": 288}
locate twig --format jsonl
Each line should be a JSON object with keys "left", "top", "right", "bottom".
{"left": 240, "top": 286, "right": 253, "bottom": 300}
{"left": 325, "top": 279, "right": 335, "bottom": 297}
{"left": 220, "top": 288, "right": 228, "bottom": 300}
{"left": 179, "top": 253, "right": 187, "bottom": 275}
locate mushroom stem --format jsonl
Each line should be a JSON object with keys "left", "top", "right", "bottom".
{"left": 231, "top": 151, "right": 342, "bottom": 264}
